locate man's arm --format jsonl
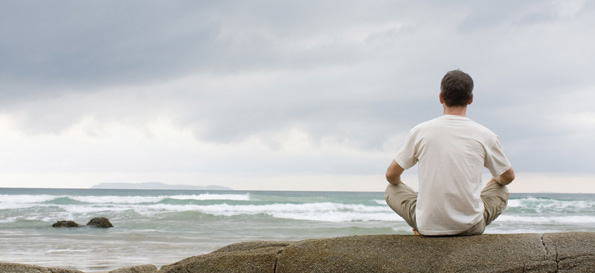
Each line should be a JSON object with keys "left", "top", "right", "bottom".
{"left": 491, "top": 167, "right": 515, "bottom": 186}
{"left": 386, "top": 160, "right": 405, "bottom": 185}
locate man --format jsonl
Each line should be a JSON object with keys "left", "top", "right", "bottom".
{"left": 385, "top": 69, "right": 515, "bottom": 236}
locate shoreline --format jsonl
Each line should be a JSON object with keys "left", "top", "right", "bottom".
{"left": 2, "top": 232, "right": 594, "bottom": 273}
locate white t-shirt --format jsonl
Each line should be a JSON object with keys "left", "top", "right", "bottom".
{"left": 395, "top": 115, "right": 511, "bottom": 235}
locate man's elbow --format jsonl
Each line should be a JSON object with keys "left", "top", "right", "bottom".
{"left": 386, "top": 160, "right": 405, "bottom": 185}
{"left": 385, "top": 172, "right": 393, "bottom": 182}
{"left": 385, "top": 171, "right": 399, "bottom": 185}
{"left": 501, "top": 168, "right": 515, "bottom": 185}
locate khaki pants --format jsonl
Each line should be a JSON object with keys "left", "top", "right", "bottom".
{"left": 385, "top": 181, "right": 509, "bottom": 236}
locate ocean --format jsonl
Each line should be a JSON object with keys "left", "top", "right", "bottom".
{"left": 0, "top": 188, "right": 593, "bottom": 272}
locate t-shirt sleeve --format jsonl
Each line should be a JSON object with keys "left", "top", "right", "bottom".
{"left": 484, "top": 135, "right": 512, "bottom": 177}
{"left": 395, "top": 129, "right": 419, "bottom": 170}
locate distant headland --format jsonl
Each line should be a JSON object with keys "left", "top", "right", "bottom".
{"left": 90, "top": 182, "right": 232, "bottom": 190}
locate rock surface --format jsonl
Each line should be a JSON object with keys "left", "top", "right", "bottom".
{"left": 86, "top": 217, "right": 113, "bottom": 228}
{"left": 51, "top": 220, "right": 80, "bottom": 228}
{"left": 0, "top": 262, "right": 83, "bottom": 273}
{"left": 2, "top": 232, "right": 593, "bottom": 273}
{"left": 157, "top": 232, "right": 595, "bottom": 273}
{"left": 108, "top": 264, "right": 158, "bottom": 273}
{"left": 158, "top": 241, "right": 291, "bottom": 273}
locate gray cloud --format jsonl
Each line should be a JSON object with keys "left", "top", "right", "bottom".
{"left": 0, "top": 1, "right": 223, "bottom": 89}
{"left": 1, "top": 0, "right": 595, "bottom": 176}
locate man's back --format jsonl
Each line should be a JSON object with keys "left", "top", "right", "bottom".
{"left": 385, "top": 69, "right": 514, "bottom": 236}
{"left": 395, "top": 115, "right": 510, "bottom": 235}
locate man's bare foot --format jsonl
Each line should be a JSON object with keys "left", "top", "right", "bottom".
{"left": 412, "top": 228, "right": 420, "bottom": 235}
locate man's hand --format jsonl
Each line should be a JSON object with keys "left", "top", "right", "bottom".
{"left": 386, "top": 160, "right": 405, "bottom": 185}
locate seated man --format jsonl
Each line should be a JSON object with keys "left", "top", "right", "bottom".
{"left": 385, "top": 69, "right": 515, "bottom": 236}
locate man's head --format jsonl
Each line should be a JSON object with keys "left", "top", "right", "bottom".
{"left": 440, "top": 70, "right": 474, "bottom": 107}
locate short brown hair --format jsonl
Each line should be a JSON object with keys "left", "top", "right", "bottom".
{"left": 440, "top": 70, "right": 474, "bottom": 107}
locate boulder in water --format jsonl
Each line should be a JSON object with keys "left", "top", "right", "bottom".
{"left": 86, "top": 217, "right": 113, "bottom": 228}
{"left": 52, "top": 220, "right": 80, "bottom": 228}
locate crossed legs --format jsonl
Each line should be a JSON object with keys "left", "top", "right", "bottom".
{"left": 384, "top": 181, "right": 509, "bottom": 235}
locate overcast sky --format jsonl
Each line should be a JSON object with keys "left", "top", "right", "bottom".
{"left": 1, "top": 0, "right": 594, "bottom": 192}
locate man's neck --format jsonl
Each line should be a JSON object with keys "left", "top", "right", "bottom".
{"left": 443, "top": 105, "right": 467, "bottom": 117}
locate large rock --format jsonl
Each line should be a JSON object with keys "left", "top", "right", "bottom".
{"left": 156, "top": 232, "right": 595, "bottom": 273}
{"left": 0, "top": 262, "right": 84, "bottom": 273}
{"left": 109, "top": 264, "right": 158, "bottom": 273}
{"left": 86, "top": 217, "right": 113, "bottom": 228}
{"left": 3, "top": 233, "right": 593, "bottom": 273}
{"left": 158, "top": 241, "right": 291, "bottom": 273}
{"left": 51, "top": 220, "right": 79, "bottom": 228}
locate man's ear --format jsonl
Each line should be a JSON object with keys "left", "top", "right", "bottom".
{"left": 468, "top": 94, "right": 474, "bottom": 105}
{"left": 439, "top": 92, "right": 445, "bottom": 104}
